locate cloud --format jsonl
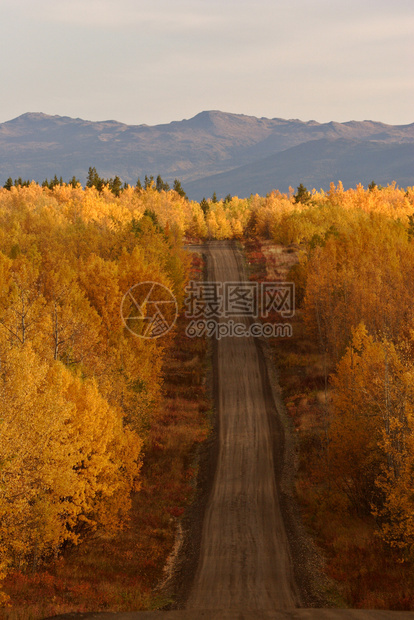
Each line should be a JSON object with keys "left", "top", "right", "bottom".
{"left": 348, "top": 14, "right": 414, "bottom": 42}
{"left": 1, "top": 0, "right": 413, "bottom": 126}
{"left": 5, "top": 0, "right": 225, "bottom": 31}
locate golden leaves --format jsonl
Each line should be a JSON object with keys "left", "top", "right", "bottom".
{"left": 0, "top": 182, "right": 191, "bottom": 597}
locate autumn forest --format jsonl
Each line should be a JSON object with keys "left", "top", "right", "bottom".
{"left": 1, "top": 177, "right": 414, "bottom": 615}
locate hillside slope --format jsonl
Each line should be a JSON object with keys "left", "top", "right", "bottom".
{"left": 0, "top": 111, "right": 413, "bottom": 198}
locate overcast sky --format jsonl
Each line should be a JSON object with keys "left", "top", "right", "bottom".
{"left": 0, "top": 0, "right": 413, "bottom": 126}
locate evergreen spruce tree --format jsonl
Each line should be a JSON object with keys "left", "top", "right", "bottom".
{"left": 144, "top": 174, "right": 154, "bottom": 189}
{"left": 294, "top": 183, "right": 312, "bottom": 204}
{"left": 110, "top": 175, "right": 122, "bottom": 197}
{"left": 173, "top": 179, "right": 187, "bottom": 198}
{"left": 156, "top": 174, "right": 169, "bottom": 192}
{"left": 69, "top": 176, "right": 80, "bottom": 188}
{"left": 200, "top": 198, "right": 209, "bottom": 215}
{"left": 86, "top": 166, "right": 100, "bottom": 189}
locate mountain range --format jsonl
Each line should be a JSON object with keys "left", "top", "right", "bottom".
{"left": 0, "top": 110, "right": 413, "bottom": 199}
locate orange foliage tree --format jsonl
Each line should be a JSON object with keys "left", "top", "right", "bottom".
{"left": 329, "top": 325, "right": 414, "bottom": 559}
{"left": 0, "top": 181, "right": 194, "bottom": 599}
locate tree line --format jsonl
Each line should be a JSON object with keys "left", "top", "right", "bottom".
{"left": 3, "top": 168, "right": 188, "bottom": 198}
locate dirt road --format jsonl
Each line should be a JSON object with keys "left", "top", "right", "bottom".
{"left": 185, "top": 241, "right": 299, "bottom": 610}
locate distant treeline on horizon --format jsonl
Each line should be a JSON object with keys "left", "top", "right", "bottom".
{"left": 2, "top": 167, "right": 188, "bottom": 198}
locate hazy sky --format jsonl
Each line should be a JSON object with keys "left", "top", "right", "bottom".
{"left": 0, "top": 0, "right": 413, "bottom": 126}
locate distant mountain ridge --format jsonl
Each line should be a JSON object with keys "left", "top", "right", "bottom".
{"left": 0, "top": 110, "right": 413, "bottom": 199}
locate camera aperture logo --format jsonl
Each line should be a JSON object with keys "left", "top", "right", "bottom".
{"left": 121, "top": 282, "right": 178, "bottom": 339}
